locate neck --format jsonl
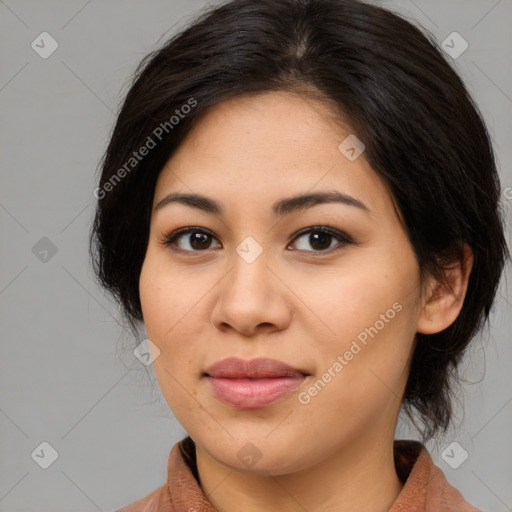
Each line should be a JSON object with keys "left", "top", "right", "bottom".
{"left": 194, "top": 431, "right": 404, "bottom": 512}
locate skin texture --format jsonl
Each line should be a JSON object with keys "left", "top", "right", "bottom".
{"left": 139, "top": 91, "right": 473, "bottom": 512}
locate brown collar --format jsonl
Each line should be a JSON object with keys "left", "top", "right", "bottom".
{"left": 116, "top": 437, "right": 482, "bottom": 511}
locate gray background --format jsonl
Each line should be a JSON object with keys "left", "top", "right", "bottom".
{"left": 0, "top": 0, "right": 511, "bottom": 511}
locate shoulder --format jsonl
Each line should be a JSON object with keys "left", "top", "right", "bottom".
{"left": 392, "top": 440, "right": 484, "bottom": 512}
{"left": 115, "top": 484, "right": 171, "bottom": 512}
{"left": 114, "top": 437, "right": 198, "bottom": 512}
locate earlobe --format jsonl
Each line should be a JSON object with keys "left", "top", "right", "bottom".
{"left": 416, "top": 244, "right": 473, "bottom": 335}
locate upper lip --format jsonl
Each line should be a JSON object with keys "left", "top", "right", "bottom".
{"left": 204, "top": 357, "right": 309, "bottom": 379}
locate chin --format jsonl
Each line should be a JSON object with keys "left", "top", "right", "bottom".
{"left": 199, "top": 432, "right": 319, "bottom": 475}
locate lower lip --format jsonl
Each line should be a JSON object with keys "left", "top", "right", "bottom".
{"left": 205, "top": 375, "right": 307, "bottom": 408}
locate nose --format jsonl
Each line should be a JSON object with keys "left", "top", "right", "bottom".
{"left": 210, "top": 245, "right": 292, "bottom": 337}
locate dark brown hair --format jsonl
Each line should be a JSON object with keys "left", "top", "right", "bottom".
{"left": 89, "top": 0, "right": 509, "bottom": 441}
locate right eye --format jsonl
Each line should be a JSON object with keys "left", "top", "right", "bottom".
{"left": 161, "top": 227, "right": 222, "bottom": 253}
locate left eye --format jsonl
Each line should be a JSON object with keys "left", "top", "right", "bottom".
{"left": 289, "top": 226, "right": 353, "bottom": 253}
{"left": 162, "top": 226, "right": 353, "bottom": 253}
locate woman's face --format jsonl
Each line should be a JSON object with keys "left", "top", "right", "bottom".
{"left": 139, "top": 91, "right": 425, "bottom": 474}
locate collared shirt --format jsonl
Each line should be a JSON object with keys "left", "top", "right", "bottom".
{"left": 116, "top": 437, "right": 482, "bottom": 512}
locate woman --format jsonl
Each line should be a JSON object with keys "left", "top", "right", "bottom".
{"left": 89, "top": 0, "right": 508, "bottom": 510}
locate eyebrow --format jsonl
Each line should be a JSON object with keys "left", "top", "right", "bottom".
{"left": 154, "top": 190, "right": 370, "bottom": 217}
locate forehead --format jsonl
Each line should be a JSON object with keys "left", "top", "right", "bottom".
{"left": 154, "top": 91, "right": 394, "bottom": 219}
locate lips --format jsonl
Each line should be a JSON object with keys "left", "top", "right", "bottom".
{"left": 204, "top": 357, "right": 310, "bottom": 408}
{"left": 204, "top": 357, "right": 309, "bottom": 379}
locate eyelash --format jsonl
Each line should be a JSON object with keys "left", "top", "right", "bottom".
{"left": 160, "top": 225, "right": 354, "bottom": 255}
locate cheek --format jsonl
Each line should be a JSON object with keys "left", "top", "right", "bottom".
{"left": 139, "top": 253, "right": 210, "bottom": 387}
{"left": 309, "top": 260, "right": 415, "bottom": 344}
{"left": 306, "top": 252, "right": 419, "bottom": 395}
{"left": 139, "top": 258, "right": 201, "bottom": 417}
{"left": 139, "top": 253, "right": 194, "bottom": 340}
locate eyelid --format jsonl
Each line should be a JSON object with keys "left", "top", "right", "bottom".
{"left": 289, "top": 225, "right": 354, "bottom": 248}
{"left": 160, "top": 225, "right": 354, "bottom": 254}
{"left": 160, "top": 226, "right": 220, "bottom": 253}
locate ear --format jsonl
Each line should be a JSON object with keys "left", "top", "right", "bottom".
{"left": 416, "top": 244, "right": 474, "bottom": 335}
